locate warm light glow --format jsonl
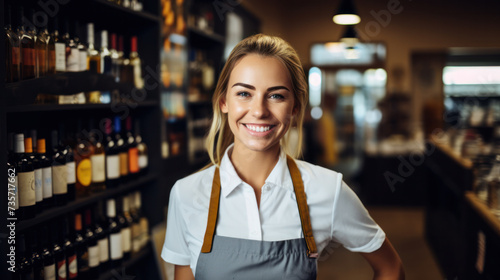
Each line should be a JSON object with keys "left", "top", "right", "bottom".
{"left": 443, "top": 66, "right": 500, "bottom": 85}
{"left": 333, "top": 14, "right": 360, "bottom": 25}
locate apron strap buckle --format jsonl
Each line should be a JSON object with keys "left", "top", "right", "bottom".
{"left": 307, "top": 250, "right": 319, "bottom": 259}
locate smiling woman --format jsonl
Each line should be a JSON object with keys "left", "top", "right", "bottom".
{"left": 161, "top": 34, "right": 405, "bottom": 280}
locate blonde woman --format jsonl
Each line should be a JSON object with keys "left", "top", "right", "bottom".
{"left": 161, "top": 34, "right": 404, "bottom": 280}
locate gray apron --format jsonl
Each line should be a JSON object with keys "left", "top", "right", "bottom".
{"left": 195, "top": 155, "right": 319, "bottom": 280}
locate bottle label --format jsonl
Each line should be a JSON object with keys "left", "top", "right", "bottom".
{"left": 106, "top": 155, "right": 120, "bottom": 180}
{"left": 76, "top": 159, "right": 92, "bottom": 187}
{"left": 44, "top": 263, "right": 56, "bottom": 280}
{"left": 110, "top": 232, "right": 123, "bottom": 260}
{"left": 13, "top": 176, "right": 19, "bottom": 210}
{"left": 66, "top": 161, "right": 76, "bottom": 184}
{"left": 128, "top": 147, "right": 139, "bottom": 174}
{"left": 57, "top": 259, "right": 67, "bottom": 280}
{"left": 18, "top": 171, "right": 36, "bottom": 207}
{"left": 139, "top": 154, "right": 148, "bottom": 169}
{"left": 42, "top": 167, "right": 53, "bottom": 199}
{"left": 66, "top": 48, "right": 79, "bottom": 72}
{"left": 22, "top": 47, "right": 35, "bottom": 66}
{"left": 91, "top": 154, "right": 106, "bottom": 183}
{"left": 88, "top": 244, "right": 100, "bottom": 268}
{"left": 121, "top": 227, "right": 132, "bottom": 253}
{"left": 79, "top": 50, "right": 88, "bottom": 71}
{"left": 35, "top": 168, "right": 43, "bottom": 203}
{"left": 132, "top": 223, "right": 141, "bottom": 253}
{"left": 68, "top": 254, "right": 78, "bottom": 279}
{"left": 119, "top": 152, "right": 128, "bottom": 176}
{"left": 55, "top": 42, "right": 66, "bottom": 71}
{"left": 98, "top": 237, "right": 110, "bottom": 263}
{"left": 52, "top": 165, "right": 68, "bottom": 195}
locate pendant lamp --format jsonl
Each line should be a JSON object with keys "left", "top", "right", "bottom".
{"left": 340, "top": 25, "right": 359, "bottom": 47}
{"left": 333, "top": 0, "right": 361, "bottom": 25}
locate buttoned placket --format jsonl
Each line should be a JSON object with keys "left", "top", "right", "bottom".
{"left": 242, "top": 182, "right": 263, "bottom": 240}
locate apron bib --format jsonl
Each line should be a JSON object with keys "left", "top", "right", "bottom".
{"left": 195, "top": 156, "right": 318, "bottom": 279}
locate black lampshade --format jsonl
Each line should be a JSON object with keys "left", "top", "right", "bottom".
{"left": 333, "top": 0, "right": 361, "bottom": 25}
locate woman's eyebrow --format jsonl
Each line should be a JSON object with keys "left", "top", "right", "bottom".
{"left": 232, "top": 83, "right": 290, "bottom": 92}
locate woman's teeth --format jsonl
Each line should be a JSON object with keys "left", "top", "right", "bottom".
{"left": 245, "top": 125, "right": 271, "bottom": 132}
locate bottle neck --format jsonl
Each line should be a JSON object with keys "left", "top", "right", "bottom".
{"left": 107, "top": 199, "right": 116, "bottom": 218}
{"left": 14, "top": 134, "right": 25, "bottom": 154}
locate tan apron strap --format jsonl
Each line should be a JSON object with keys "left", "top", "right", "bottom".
{"left": 286, "top": 155, "right": 319, "bottom": 258}
{"left": 201, "top": 167, "right": 221, "bottom": 253}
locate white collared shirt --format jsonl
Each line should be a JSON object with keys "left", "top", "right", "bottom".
{"left": 161, "top": 145, "right": 385, "bottom": 274}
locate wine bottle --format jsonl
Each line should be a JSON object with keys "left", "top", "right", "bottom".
{"left": 107, "top": 198, "right": 123, "bottom": 268}
{"left": 15, "top": 133, "right": 36, "bottom": 220}
{"left": 5, "top": 5, "right": 21, "bottom": 83}
{"left": 135, "top": 119, "right": 149, "bottom": 176}
{"left": 110, "top": 33, "right": 120, "bottom": 82}
{"left": 74, "top": 119, "right": 93, "bottom": 197}
{"left": 51, "top": 130, "right": 68, "bottom": 206}
{"left": 85, "top": 208, "right": 100, "bottom": 278}
{"left": 61, "top": 216, "right": 78, "bottom": 280}
{"left": 100, "top": 30, "right": 112, "bottom": 103}
{"left": 121, "top": 196, "right": 133, "bottom": 259}
{"left": 104, "top": 118, "right": 120, "bottom": 188}
{"left": 25, "top": 136, "right": 43, "bottom": 213}
{"left": 47, "top": 18, "right": 56, "bottom": 75}
{"left": 53, "top": 17, "right": 66, "bottom": 73}
{"left": 129, "top": 192, "right": 141, "bottom": 254}
{"left": 126, "top": 116, "right": 139, "bottom": 178}
{"left": 59, "top": 18, "right": 81, "bottom": 105}
{"left": 18, "top": 233, "right": 35, "bottom": 280}
{"left": 95, "top": 201, "right": 110, "bottom": 271}
{"left": 135, "top": 191, "right": 149, "bottom": 249}
{"left": 89, "top": 119, "right": 106, "bottom": 193}
{"left": 18, "top": 7, "right": 36, "bottom": 80}
{"left": 114, "top": 116, "right": 129, "bottom": 182}
{"left": 74, "top": 21, "right": 87, "bottom": 72}
{"left": 64, "top": 141, "right": 76, "bottom": 203}
{"left": 130, "top": 36, "right": 144, "bottom": 88}
{"left": 52, "top": 219, "right": 67, "bottom": 280}
{"left": 35, "top": 13, "right": 48, "bottom": 78}
{"left": 37, "top": 138, "right": 54, "bottom": 209}
{"left": 41, "top": 225, "right": 56, "bottom": 280}
{"left": 30, "top": 231, "right": 44, "bottom": 280}
{"left": 86, "top": 23, "right": 101, "bottom": 73}
{"left": 74, "top": 212, "right": 89, "bottom": 279}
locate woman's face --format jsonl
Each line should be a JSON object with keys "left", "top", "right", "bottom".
{"left": 221, "top": 54, "right": 296, "bottom": 154}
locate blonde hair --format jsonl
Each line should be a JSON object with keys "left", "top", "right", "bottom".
{"left": 205, "top": 34, "right": 308, "bottom": 166}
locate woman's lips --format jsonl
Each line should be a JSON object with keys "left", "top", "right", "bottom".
{"left": 242, "top": 124, "right": 276, "bottom": 135}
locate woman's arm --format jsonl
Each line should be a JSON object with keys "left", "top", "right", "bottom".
{"left": 360, "top": 237, "right": 405, "bottom": 280}
{"left": 174, "top": 265, "right": 195, "bottom": 280}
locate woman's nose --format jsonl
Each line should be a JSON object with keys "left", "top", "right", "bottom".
{"left": 250, "top": 97, "right": 270, "bottom": 118}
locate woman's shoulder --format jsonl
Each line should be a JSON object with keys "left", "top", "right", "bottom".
{"left": 171, "top": 165, "right": 216, "bottom": 198}
{"left": 293, "top": 159, "right": 343, "bottom": 188}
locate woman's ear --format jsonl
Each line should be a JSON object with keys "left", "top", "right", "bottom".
{"left": 220, "top": 96, "right": 228, "bottom": 113}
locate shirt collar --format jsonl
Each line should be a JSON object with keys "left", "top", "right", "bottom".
{"left": 219, "top": 144, "right": 294, "bottom": 197}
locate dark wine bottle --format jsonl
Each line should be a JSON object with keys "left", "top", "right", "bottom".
{"left": 30, "top": 231, "right": 44, "bottom": 280}
{"left": 126, "top": 116, "right": 139, "bottom": 178}
{"left": 61, "top": 125, "right": 77, "bottom": 203}
{"left": 104, "top": 118, "right": 120, "bottom": 188}
{"left": 51, "top": 130, "right": 68, "bottom": 206}
{"left": 18, "top": 233, "right": 34, "bottom": 280}
{"left": 89, "top": 118, "right": 106, "bottom": 193}
{"left": 74, "top": 119, "right": 93, "bottom": 198}
{"left": 95, "top": 201, "right": 110, "bottom": 271}
{"left": 85, "top": 208, "right": 100, "bottom": 278}
{"left": 25, "top": 135, "right": 43, "bottom": 213}
{"left": 52, "top": 220, "right": 67, "bottom": 280}
{"left": 135, "top": 119, "right": 148, "bottom": 176}
{"left": 117, "top": 197, "right": 132, "bottom": 260}
{"left": 37, "top": 138, "right": 54, "bottom": 209}
{"left": 41, "top": 225, "right": 56, "bottom": 280}
{"left": 74, "top": 212, "right": 89, "bottom": 279}
{"left": 61, "top": 216, "right": 78, "bottom": 280}
{"left": 15, "top": 133, "right": 35, "bottom": 219}
{"left": 107, "top": 198, "right": 123, "bottom": 268}
{"left": 114, "top": 116, "right": 129, "bottom": 182}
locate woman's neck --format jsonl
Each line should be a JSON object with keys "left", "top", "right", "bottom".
{"left": 229, "top": 143, "right": 280, "bottom": 191}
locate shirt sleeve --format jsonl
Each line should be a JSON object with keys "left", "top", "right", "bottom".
{"left": 330, "top": 181, "right": 386, "bottom": 253}
{"left": 161, "top": 182, "right": 192, "bottom": 265}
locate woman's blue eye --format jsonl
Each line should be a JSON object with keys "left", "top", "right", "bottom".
{"left": 270, "top": 93, "right": 284, "bottom": 99}
{"left": 237, "top": 91, "right": 250, "bottom": 97}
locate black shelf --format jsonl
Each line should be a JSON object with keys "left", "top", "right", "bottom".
{"left": 187, "top": 27, "right": 225, "bottom": 47}
{"left": 97, "top": 241, "right": 153, "bottom": 280}
{"left": 6, "top": 100, "right": 158, "bottom": 113}
{"left": 17, "top": 174, "right": 156, "bottom": 232}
